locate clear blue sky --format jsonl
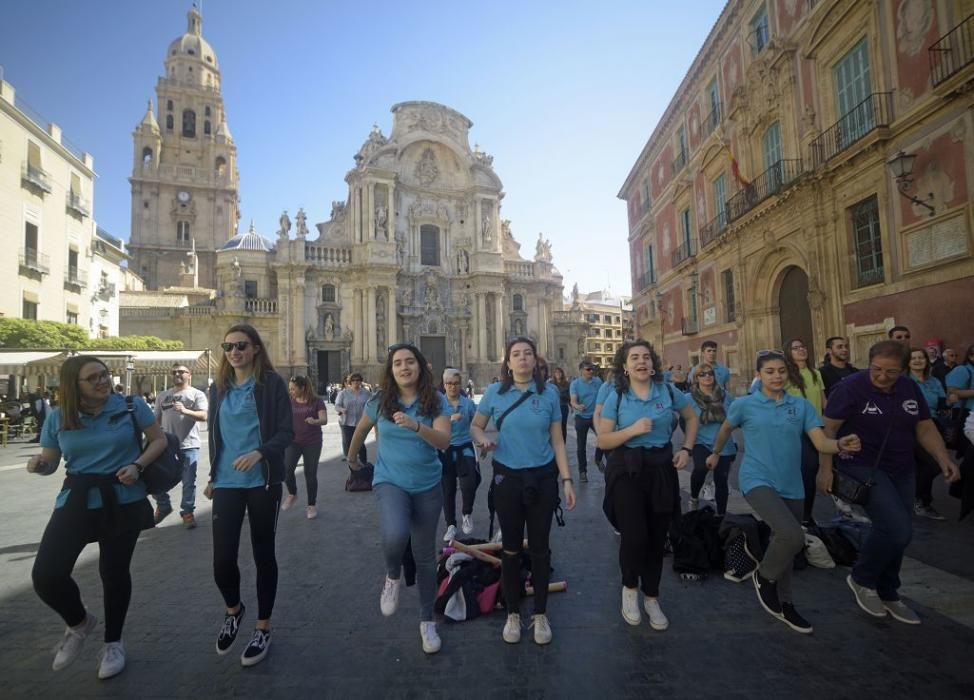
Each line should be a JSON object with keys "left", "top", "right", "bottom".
{"left": 1, "top": 0, "right": 724, "bottom": 297}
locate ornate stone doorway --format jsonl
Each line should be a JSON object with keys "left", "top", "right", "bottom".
{"left": 777, "top": 266, "right": 814, "bottom": 359}
{"left": 420, "top": 336, "right": 446, "bottom": 376}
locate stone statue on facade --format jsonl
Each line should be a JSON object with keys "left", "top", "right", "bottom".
{"left": 481, "top": 214, "right": 492, "bottom": 244}
{"left": 571, "top": 282, "right": 580, "bottom": 304}
{"left": 375, "top": 204, "right": 388, "bottom": 240}
{"left": 455, "top": 248, "right": 469, "bottom": 274}
{"left": 295, "top": 208, "right": 308, "bottom": 238}
{"left": 324, "top": 313, "right": 335, "bottom": 340}
{"left": 330, "top": 200, "right": 346, "bottom": 220}
{"left": 400, "top": 286, "right": 414, "bottom": 307}
{"left": 424, "top": 275, "right": 439, "bottom": 310}
{"left": 343, "top": 325, "right": 353, "bottom": 341}
{"left": 395, "top": 230, "right": 408, "bottom": 266}
{"left": 534, "top": 233, "right": 552, "bottom": 262}
{"left": 278, "top": 210, "right": 291, "bottom": 239}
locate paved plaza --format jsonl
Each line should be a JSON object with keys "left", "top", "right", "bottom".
{"left": 1, "top": 418, "right": 973, "bottom": 698}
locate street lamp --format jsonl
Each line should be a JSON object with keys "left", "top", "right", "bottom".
{"left": 887, "top": 150, "right": 935, "bottom": 217}
{"left": 124, "top": 357, "right": 135, "bottom": 395}
{"left": 205, "top": 348, "right": 212, "bottom": 386}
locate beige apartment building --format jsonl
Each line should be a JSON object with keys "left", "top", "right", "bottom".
{"left": 620, "top": 0, "right": 974, "bottom": 390}
{"left": 575, "top": 290, "right": 632, "bottom": 369}
{"left": 0, "top": 78, "right": 97, "bottom": 329}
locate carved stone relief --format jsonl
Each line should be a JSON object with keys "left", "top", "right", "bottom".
{"left": 414, "top": 147, "right": 439, "bottom": 186}
{"left": 897, "top": 0, "right": 933, "bottom": 56}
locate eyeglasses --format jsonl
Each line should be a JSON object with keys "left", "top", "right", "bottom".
{"left": 869, "top": 365, "right": 903, "bottom": 378}
{"left": 81, "top": 370, "right": 111, "bottom": 385}
{"left": 697, "top": 371, "right": 715, "bottom": 377}
{"left": 756, "top": 349, "right": 784, "bottom": 358}
{"left": 444, "top": 381, "right": 461, "bottom": 386}
{"left": 221, "top": 341, "right": 252, "bottom": 352}
{"left": 790, "top": 344, "right": 807, "bottom": 351}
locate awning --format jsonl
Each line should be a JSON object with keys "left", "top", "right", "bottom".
{"left": 0, "top": 351, "right": 67, "bottom": 376}
{"left": 0, "top": 349, "right": 212, "bottom": 378}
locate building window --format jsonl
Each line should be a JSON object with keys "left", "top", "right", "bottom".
{"left": 244, "top": 280, "right": 258, "bottom": 299}
{"left": 66, "top": 309, "right": 78, "bottom": 325}
{"left": 722, "top": 268, "right": 736, "bottom": 322}
{"left": 605, "top": 343, "right": 613, "bottom": 353}
{"left": 708, "top": 78, "right": 721, "bottom": 127}
{"left": 594, "top": 343, "right": 602, "bottom": 352}
{"left": 24, "top": 221, "right": 39, "bottom": 264}
{"left": 204, "top": 120, "right": 211, "bottom": 135}
{"left": 513, "top": 294, "right": 524, "bottom": 312}
{"left": 22, "top": 297, "right": 37, "bottom": 320}
{"left": 142, "top": 147, "right": 153, "bottom": 163}
{"left": 713, "top": 174, "right": 727, "bottom": 228}
{"left": 177, "top": 221, "right": 191, "bottom": 243}
{"left": 762, "top": 122, "right": 782, "bottom": 171}
{"left": 834, "top": 38, "right": 873, "bottom": 139}
{"left": 750, "top": 4, "right": 769, "bottom": 55}
{"left": 641, "top": 179, "right": 651, "bottom": 212}
{"left": 558, "top": 346, "right": 565, "bottom": 360}
{"left": 205, "top": 105, "right": 211, "bottom": 117}
{"left": 67, "top": 248, "right": 79, "bottom": 284}
{"left": 850, "top": 196, "right": 884, "bottom": 287}
{"left": 604, "top": 314, "right": 612, "bottom": 324}
{"left": 215, "top": 156, "right": 226, "bottom": 175}
{"left": 166, "top": 114, "right": 174, "bottom": 131}
{"left": 321, "top": 284, "right": 336, "bottom": 303}
{"left": 420, "top": 224, "right": 440, "bottom": 266}
{"left": 681, "top": 207, "right": 692, "bottom": 249}
{"left": 645, "top": 244, "right": 655, "bottom": 284}
{"left": 182, "top": 109, "right": 196, "bottom": 138}
{"left": 166, "top": 100, "right": 173, "bottom": 111}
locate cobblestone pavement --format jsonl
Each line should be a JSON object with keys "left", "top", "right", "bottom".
{"left": 1, "top": 417, "right": 973, "bottom": 698}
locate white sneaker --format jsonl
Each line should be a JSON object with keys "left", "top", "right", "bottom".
{"left": 443, "top": 524, "right": 457, "bottom": 543}
{"left": 380, "top": 576, "right": 401, "bottom": 616}
{"left": 306, "top": 505, "right": 317, "bottom": 519}
{"left": 644, "top": 597, "right": 669, "bottom": 631}
{"left": 52, "top": 612, "right": 97, "bottom": 671}
{"left": 700, "top": 483, "right": 716, "bottom": 502}
{"left": 97, "top": 641, "right": 125, "bottom": 680}
{"left": 461, "top": 514, "right": 474, "bottom": 535}
{"left": 420, "top": 621, "right": 441, "bottom": 654}
{"left": 281, "top": 494, "right": 297, "bottom": 511}
{"left": 530, "top": 613, "right": 552, "bottom": 645}
{"left": 621, "top": 587, "right": 641, "bottom": 626}
{"left": 502, "top": 613, "right": 522, "bottom": 643}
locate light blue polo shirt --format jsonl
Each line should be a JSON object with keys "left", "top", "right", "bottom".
{"left": 600, "top": 381, "right": 689, "bottom": 449}
{"left": 946, "top": 365, "right": 974, "bottom": 410}
{"left": 912, "top": 375, "right": 946, "bottom": 412}
{"left": 446, "top": 394, "right": 477, "bottom": 456}
{"left": 684, "top": 392, "right": 736, "bottom": 456}
{"left": 570, "top": 376, "right": 603, "bottom": 419}
{"left": 477, "top": 382, "right": 560, "bottom": 468}
{"left": 366, "top": 392, "right": 451, "bottom": 493}
{"left": 214, "top": 376, "right": 265, "bottom": 489}
{"left": 41, "top": 393, "right": 155, "bottom": 509}
{"left": 595, "top": 380, "right": 616, "bottom": 409}
{"left": 726, "top": 391, "right": 821, "bottom": 500}
{"left": 688, "top": 362, "right": 731, "bottom": 388}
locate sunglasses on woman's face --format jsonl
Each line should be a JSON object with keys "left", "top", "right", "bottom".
{"left": 697, "top": 371, "right": 715, "bottom": 377}
{"left": 221, "top": 341, "right": 253, "bottom": 352}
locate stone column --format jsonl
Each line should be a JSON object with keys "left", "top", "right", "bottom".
{"left": 366, "top": 286, "right": 377, "bottom": 363}
{"left": 292, "top": 275, "right": 306, "bottom": 369}
{"left": 387, "top": 289, "right": 397, "bottom": 344}
{"left": 537, "top": 299, "right": 548, "bottom": 356}
{"left": 353, "top": 288, "right": 364, "bottom": 362}
{"left": 477, "top": 293, "right": 487, "bottom": 361}
{"left": 494, "top": 293, "right": 505, "bottom": 360}
{"left": 366, "top": 183, "right": 375, "bottom": 240}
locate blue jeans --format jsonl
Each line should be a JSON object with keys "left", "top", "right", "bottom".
{"left": 153, "top": 448, "right": 200, "bottom": 515}
{"left": 374, "top": 482, "right": 443, "bottom": 621}
{"left": 843, "top": 464, "right": 914, "bottom": 600}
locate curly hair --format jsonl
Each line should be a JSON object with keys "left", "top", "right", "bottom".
{"left": 497, "top": 336, "right": 547, "bottom": 395}
{"left": 377, "top": 344, "right": 440, "bottom": 420}
{"left": 611, "top": 339, "right": 662, "bottom": 399}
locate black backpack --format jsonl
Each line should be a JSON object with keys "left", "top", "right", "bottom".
{"left": 671, "top": 506, "right": 724, "bottom": 575}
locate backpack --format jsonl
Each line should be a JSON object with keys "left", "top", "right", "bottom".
{"left": 671, "top": 506, "right": 724, "bottom": 575}
{"left": 345, "top": 462, "right": 374, "bottom": 492}
{"left": 125, "top": 396, "right": 185, "bottom": 494}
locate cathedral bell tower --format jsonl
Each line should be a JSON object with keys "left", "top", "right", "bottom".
{"left": 128, "top": 4, "right": 239, "bottom": 290}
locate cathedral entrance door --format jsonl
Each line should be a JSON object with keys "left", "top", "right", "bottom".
{"left": 420, "top": 336, "right": 446, "bottom": 377}
{"left": 777, "top": 266, "right": 814, "bottom": 360}
{"left": 317, "top": 350, "right": 343, "bottom": 388}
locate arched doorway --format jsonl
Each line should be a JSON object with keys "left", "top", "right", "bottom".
{"left": 778, "top": 266, "right": 815, "bottom": 359}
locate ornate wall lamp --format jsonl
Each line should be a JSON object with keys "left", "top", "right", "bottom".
{"left": 887, "top": 151, "right": 935, "bottom": 217}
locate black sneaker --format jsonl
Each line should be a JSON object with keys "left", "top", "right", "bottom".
{"left": 780, "top": 603, "right": 813, "bottom": 634}
{"left": 580, "top": 472, "right": 589, "bottom": 484}
{"left": 753, "top": 571, "right": 782, "bottom": 618}
{"left": 241, "top": 628, "right": 271, "bottom": 667}
{"left": 216, "top": 603, "right": 246, "bottom": 655}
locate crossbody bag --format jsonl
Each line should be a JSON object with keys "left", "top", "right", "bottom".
{"left": 831, "top": 419, "right": 894, "bottom": 505}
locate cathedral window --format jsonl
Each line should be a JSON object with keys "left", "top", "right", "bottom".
{"left": 142, "top": 147, "right": 153, "bottom": 163}
{"left": 205, "top": 106, "right": 211, "bottom": 117}
{"left": 215, "top": 156, "right": 226, "bottom": 175}
{"left": 244, "top": 280, "right": 258, "bottom": 299}
{"left": 177, "top": 221, "right": 191, "bottom": 243}
{"left": 420, "top": 224, "right": 440, "bottom": 266}
{"left": 167, "top": 100, "right": 173, "bottom": 111}
{"left": 321, "top": 285, "right": 336, "bottom": 303}
{"left": 166, "top": 114, "right": 174, "bottom": 131}
{"left": 513, "top": 294, "right": 524, "bottom": 312}
{"left": 204, "top": 120, "right": 211, "bottom": 135}
{"left": 182, "top": 109, "right": 196, "bottom": 138}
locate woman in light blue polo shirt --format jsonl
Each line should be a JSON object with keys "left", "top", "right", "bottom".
{"left": 471, "top": 336, "right": 576, "bottom": 646}
{"left": 598, "top": 340, "right": 699, "bottom": 631}
{"left": 909, "top": 347, "right": 948, "bottom": 519}
{"left": 439, "top": 368, "right": 480, "bottom": 541}
{"left": 685, "top": 361, "right": 735, "bottom": 515}
{"left": 29, "top": 355, "right": 167, "bottom": 680}
{"left": 708, "top": 350, "right": 860, "bottom": 635}
{"left": 346, "top": 344, "right": 451, "bottom": 655}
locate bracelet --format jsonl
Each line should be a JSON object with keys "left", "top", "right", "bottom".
{"left": 414, "top": 422, "right": 421, "bottom": 433}
{"left": 561, "top": 478, "right": 574, "bottom": 484}
{"left": 679, "top": 446, "right": 692, "bottom": 454}
{"left": 133, "top": 462, "right": 146, "bottom": 473}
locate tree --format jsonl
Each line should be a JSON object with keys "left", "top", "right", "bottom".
{"left": 0, "top": 319, "right": 183, "bottom": 350}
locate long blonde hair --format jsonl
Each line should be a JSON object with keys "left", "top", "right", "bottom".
{"left": 215, "top": 323, "right": 275, "bottom": 391}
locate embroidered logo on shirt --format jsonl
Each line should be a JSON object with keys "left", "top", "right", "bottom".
{"left": 902, "top": 399, "right": 919, "bottom": 416}
{"left": 861, "top": 402, "right": 883, "bottom": 415}
{"left": 785, "top": 406, "right": 800, "bottom": 422}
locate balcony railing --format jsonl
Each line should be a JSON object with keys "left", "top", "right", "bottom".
{"left": 855, "top": 266, "right": 884, "bottom": 289}
{"left": 702, "top": 103, "right": 721, "bottom": 138}
{"left": 66, "top": 191, "right": 91, "bottom": 217}
{"left": 930, "top": 13, "right": 974, "bottom": 87}
{"left": 672, "top": 149, "right": 688, "bottom": 175}
{"left": 21, "top": 163, "right": 52, "bottom": 193}
{"left": 681, "top": 317, "right": 700, "bottom": 335}
{"left": 634, "top": 270, "right": 657, "bottom": 292}
{"left": 670, "top": 239, "right": 697, "bottom": 268}
{"left": 726, "top": 159, "right": 804, "bottom": 223}
{"left": 699, "top": 210, "right": 729, "bottom": 248}
{"left": 810, "top": 92, "right": 893, "bottom": 168}
{"left": 505, "top": 261, "right": 536, "bottom": 278}
{"left": 304, "top": 244, "right": 352, "bottom": 267}
{"left": 64, "top": 268, "right": 88, "bottom": 289}
{"left": 19, "top": 248, "right": 50, "bottom": 275}
{"left": 96, "top": 282, "right": 117, "bottom": 301}
{"left": 245, "top": 298, "right": 278, "bottom": 314}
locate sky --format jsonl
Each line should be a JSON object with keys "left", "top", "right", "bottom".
{"left": 1, "top": 0, "right": 725, "bottom": 298}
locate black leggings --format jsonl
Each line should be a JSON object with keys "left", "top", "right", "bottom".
{"left": 690, "top": 445, "right": 732, "bottom": 514}
{"left": 284, "top": 442, "right": 322, "bottom": 505}
{"left": 340, "top": 424, "right": 368, "bottom": 465}
{"left": 441, "top": 453, "right": 478, "bottom": 526}
{"left": 914, "top": 444, "right": 940, "bottom": 506}
{"left": 32, "top": 510, "right": 140, "bottom": 643}
{"left": 613, "top": 468, "right": 672, "bottom": 597}
{"left": 799, "top": 434, "right": 818, "bottom": 522}
{"left": 212, "top": 485, "right": 281, "bottom": 621}
{"left": 574, "top": 416, "right": 603, "bottom": 472}
{"left": 492, "top": 462, "right": 558, "bottom": 615}
{"left": 559, "top": 404, "right": 569, "bottom": 447}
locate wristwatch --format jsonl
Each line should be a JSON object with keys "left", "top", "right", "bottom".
{"left": 679, "top": 446, "right": 692, "bottom": 455}
{"left": 132, "top": 462, "right": 146, "bottom": 473}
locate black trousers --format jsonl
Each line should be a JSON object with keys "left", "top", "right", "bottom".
{"left": 284, "top": 442, "right": 322, "bottom": 505}
{"left": 212, "top": 485, "right": 281, "bottom": 621}
{"left": 440, "top": 452, "right": 478, "bottom": 526}
{"left": 559, "top": 404, "right": 569, "bottom": 447}
{"left": 32, "top": 507, "right": 141, "bottom": 643}
{"left": 340, "top": 424, "right": 367, "bottom": 465}
{"left": 574, "top": 416, "right": 603, "bottom": 472}
{"left": 492, "top": 461, "right": 558, "bottom": 615}
{"left": 915, "top": 444, "right": 940, "bottom": 506}
{"left": 799, "top": 434, "right": 819, "bottom": 523}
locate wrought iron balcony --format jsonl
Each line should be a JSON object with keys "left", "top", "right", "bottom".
{"left": 96, "top": 282, "right": 117, "bottom": 301}
{"left": 699, "top": 210, "right": 729, "bottom": 249}
{"left": 726, "top": 159, "right": 803, "bottom": 223}
{"left": 810, "top": 92, "right": 893, "bottom": 168}
{"left": 21, "top": 163, "right": 52, "bottom": 193}
{"left": 670, "top": 239, "right": 696, "bottom": 268}
{"left": 66, "top": 191, "right": 91, "bottom": 217}
{"left": 64, "top": 268, "right": 88, "bottom": 289}
{"left": 702, "top": 103, "right": 721, "bottom": 138}
{"left": 855, "top": 266, "right": 884, "bottom": 289}
{"left": 634, "top": 270, "right": 657, "bottom": 292}
{"left": 19, "top": 248, "right": 50, "bottom": 275}
{"left": 681, "top": 317, "right": 699, "bottom": 335}
{"left": 672, "top": 148, "right": 688, "bottom": 175}
{"left": 930, "top": 13, "right": 974, "bottom": 87}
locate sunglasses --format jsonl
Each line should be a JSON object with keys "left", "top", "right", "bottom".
{"left": 81, "top": 370, "right": 112, "bottom": 385}
{"left": 756, "top": 349, "right": 784, "bottom": 358}
{"left": 697, "top": 371, "right": 715, "bottom": 377}
{"left": 221, "top": 341, "right": 253, "bottom": 352}
{"left": 387, "top": 343, "right": 416, "bottom": 353}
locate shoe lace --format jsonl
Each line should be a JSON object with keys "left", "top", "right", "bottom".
{"left": 100, "top": 643, "right": 122, "bottom": 664}
{"left": 220, "top": 614, "right": 238, "bottom": 638}
{"left": 249, "top": 630, "right": 268, "bottom": 650}
{"left": 529, "top": 614, "right": 549, "bottom": 633}
{"left": 506, "top": 614, "right": 521, "bottom": 630}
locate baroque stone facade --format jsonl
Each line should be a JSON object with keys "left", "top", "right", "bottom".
{"left": 620, "top": 0, "right": 974, "bottom": 390}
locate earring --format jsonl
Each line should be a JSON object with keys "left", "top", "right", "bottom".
{"left": 649, "top": 369, "right": 656, "bottom": 376}
{"left": 508, "top": 369, "right": 513, "bottom": 377}
{"left": 624, "top": 369, "right": 630, "bottom": 377}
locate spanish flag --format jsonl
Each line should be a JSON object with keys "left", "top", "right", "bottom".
{"left": 730, "top": 152, "right": 749, "bottom": 188}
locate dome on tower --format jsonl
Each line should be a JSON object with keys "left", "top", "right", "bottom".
{"left": 220, "top": 221, "right": 273, "bottom": 252}
{"left": 167, "top": 5, "right": 219, "bottom": 70}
